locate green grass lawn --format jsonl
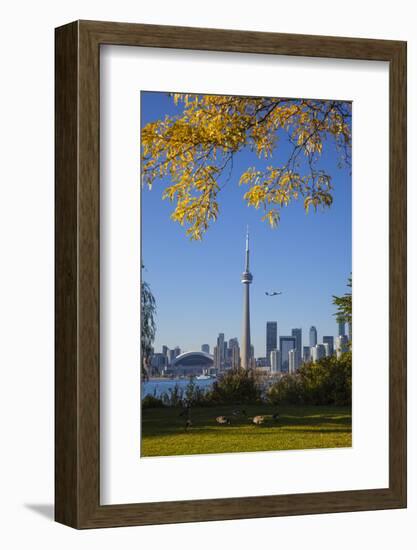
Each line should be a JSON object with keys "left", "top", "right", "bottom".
{"left": 141, "top": 404, "right": 352, "bottom": 457}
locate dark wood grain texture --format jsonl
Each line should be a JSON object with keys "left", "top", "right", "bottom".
{"left": 55, "top": 21, "right": 79, "bottom": 527}
{"left": 55, "top": 20, "right": 407, "bottom": 529}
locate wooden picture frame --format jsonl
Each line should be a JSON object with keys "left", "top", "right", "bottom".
{"left": 55, "top": 20, "right": 407, "bottom": 528}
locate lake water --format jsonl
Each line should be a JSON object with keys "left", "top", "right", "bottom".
{"left": 142, "top": 378, "right": 215, "bottom": 397}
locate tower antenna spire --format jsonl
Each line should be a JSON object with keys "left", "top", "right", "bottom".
{"left": 241, "top": 227, "right": 253, "bottom": 369}
{"left": 245, "top": 225, "right": 250, "bottom": 271}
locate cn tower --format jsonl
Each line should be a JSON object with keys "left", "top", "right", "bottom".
{"left": 241, "top": 227, "right": 253, "bottom": 369}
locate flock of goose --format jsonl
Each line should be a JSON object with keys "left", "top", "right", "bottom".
{"left": 181, "top": 408, "right": 280, "bottom": 431}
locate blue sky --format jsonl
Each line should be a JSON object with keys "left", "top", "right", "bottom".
{"left": 141, "top": 91, "right": 352, "bottom": 357}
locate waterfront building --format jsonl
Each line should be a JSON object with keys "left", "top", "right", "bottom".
{"left": 151, "top": 352, "right": 167, "bottom": 374}
{"left": 173, "top": 351, "right": 214, "bottom": 377}
{"left": 167, "top": 349, "right": 175, "bottom": 366}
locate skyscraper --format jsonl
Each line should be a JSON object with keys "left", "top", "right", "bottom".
{"left": 291, "top": 328, "right": 302, "bottom": 355}
{"left": 266, "top": 322, "right": 278, "bottom": 366}
{"left": 309, "top": 326, "right": 317, "bottom": 347}
{"left": 279, "top": 336, "right": 296, "bottom": 373}
{"left": 336, "top": 335, "right": 349, "bottom": 358}
{"left": 302, "top": 346, "right": 311, "bottom": 363}
{"left": 227, "top": 338, "right": 240, "bottom": 369}
{"left": 215, "top": 333, "right": 225, "bottom": 370}
{"left": 167, "top": 349, "right": 175, "bottom": 366}
{"left": 228, "top": 338, "right": 240, "bottom": 369}
{"left": 228, "top": 337, "right": 239, "bottom": 348}
{"left": 201, "top": 344, "right": 210, "bottom": 354}
{"left": 151, "top": 353, "right": 166, "bottom": 373}
{"left": 213, "top": 345, "right": 219, "bottom": 370}
{"left": 241, "top": 228, "right": 253, "bottom": 369}
{"left": 338, "top": 321, "right": 346, "bottom": 336}
{"left": 270, "top": 349, "right": 281, "bottom": 373}
{"left": 289, "top": 349, "right": 301, "bottom": 373}
{"left": 312, "top": 343, "right": 326, "bottom": 362}
{"left": 323, "top": 336, "right": 334, "bottom": 356}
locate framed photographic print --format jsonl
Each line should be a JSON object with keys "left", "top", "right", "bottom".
{"left": 55, "top": 20, "right": 406, "bottom": 528}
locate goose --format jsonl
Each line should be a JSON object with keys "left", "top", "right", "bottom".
{"left": 216, "top": 416, "right": 231, "bottom": 425}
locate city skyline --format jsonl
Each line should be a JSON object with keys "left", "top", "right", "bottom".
{"left": 145, "top": 228, "right": 348, "bottom": 357}
{"left": 153, "top": 318, "right": 348, "bottom": 362}
{"left": 150, "top": 225, "right": 350, "bottom": 374}
{"left": 141, "top": 91, "right": 352, "bottom": 355}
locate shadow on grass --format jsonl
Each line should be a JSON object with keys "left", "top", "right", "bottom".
{"left": 142, "top": 405, "right": 352, "bottom": 438}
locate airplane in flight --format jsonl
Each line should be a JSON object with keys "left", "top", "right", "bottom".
{"left": 265, "top": 291, "right": 283, "bottom": 297}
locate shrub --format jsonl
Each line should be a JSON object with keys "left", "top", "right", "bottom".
{"left": 268, "top": 352, "right": 351, "bottom": 406}
{"left": 161, "top": 384, "right": 184, "bottom": 407}
{"left": 268, "top": 374, "right": 302, "bottom": 405}
{"left": 147, "top": 379, "right": 211, "bottom": 408}
{"left": 208, "top": 368, "right": 262, "bottom": 404}
{"left": 142, "top": 394, "right": 165, "bottom": 409}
